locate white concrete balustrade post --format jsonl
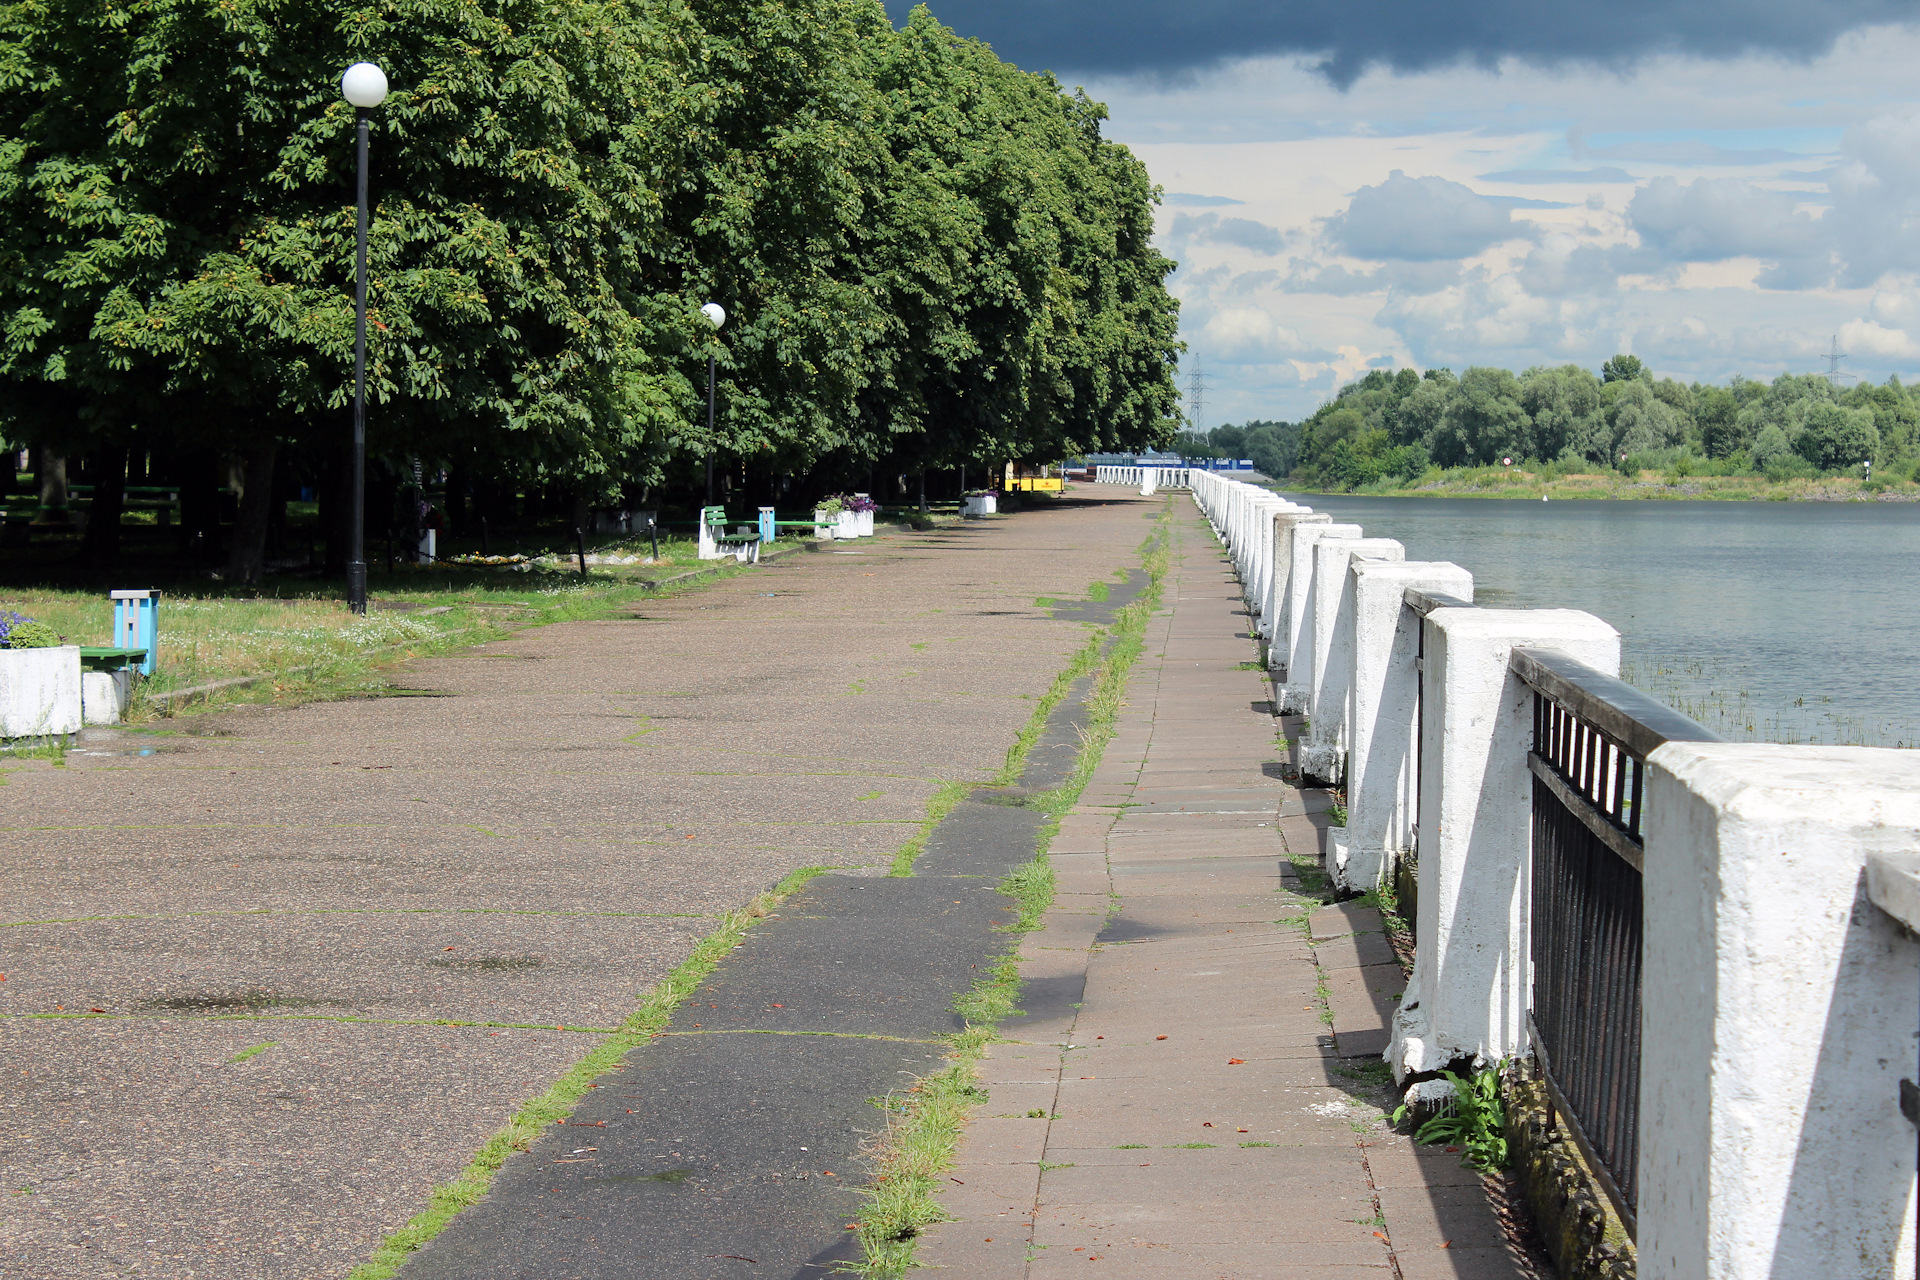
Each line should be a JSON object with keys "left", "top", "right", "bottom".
{"left": 1230, "top": 485, "right": 1259, "bottom": 596}
{"left": 1330, "top": 563, "right": 1473, "bottom": 893}
{"left": 1301, "top": 536, "right": 1405, "bottom": 782}
{"left": 1278, "top": 522, "right": 1362, "bottom": 713}
{"left": 1637, "top": 744, "right": 1920, "bottom": 1280}
{"left": 1387, "top": 608, "right": 1619, "bottom": 1089}
{"left": 1247, "top": 495, "right": 1297, "bottom": 628}
{"left": 1264, "top": 511, "right": 1327, "bottom": 660}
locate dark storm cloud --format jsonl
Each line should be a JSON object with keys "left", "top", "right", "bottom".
{"left": 893, "top": 0, "right": 1920, "bottom": 84}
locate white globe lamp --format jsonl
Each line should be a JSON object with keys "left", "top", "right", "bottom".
{"left": 341, "top": 63, "right": 389, "bottom": 109}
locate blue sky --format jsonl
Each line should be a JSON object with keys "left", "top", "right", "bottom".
{"left": 895, "top": 1, "right": 1920, "bottom": 424}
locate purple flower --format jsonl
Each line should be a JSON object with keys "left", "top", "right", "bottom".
{"left": 0, "top": 611, "right": 31, "bottom": 644}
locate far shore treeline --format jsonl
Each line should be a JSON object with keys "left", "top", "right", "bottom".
{"left": 0, "top": 0, "right": 1180, "bottom": 578}
{"left": 1192, "top": 356, "right": 1920, "bottom": 494}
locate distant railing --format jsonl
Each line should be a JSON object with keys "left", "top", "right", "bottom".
{"left": 1091, "top": 465, "right": 1193, "bottom": 489}
{"left": 1513, "top": 647, "right": 1720, "bottom": 1228}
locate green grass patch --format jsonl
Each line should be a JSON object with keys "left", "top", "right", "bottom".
{"left": 226, "top": 1041, "right": 276, "bottom": 1064}
{"left": 886, "top": 780, "right": 975, "bottom": 877}
{"left": 8, "top": 552, "right": 765, "bottom": 724}
{"left": 345, "top": 863, "right": 830, "bottom": 1280}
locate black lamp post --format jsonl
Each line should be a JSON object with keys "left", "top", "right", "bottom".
{"left": 702, "top": 302, "right": 726, "bottom": 505}
{"left": 341, "top": 61, "right": 388, "bottom": 615}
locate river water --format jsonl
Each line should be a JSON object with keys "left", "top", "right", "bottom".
{"left": 1280, "top": 493, "right": 1920, "bottom": 749}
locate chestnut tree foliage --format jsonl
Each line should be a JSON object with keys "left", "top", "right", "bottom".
{"left": 0, "top": 0, "right": 1179, "bottom": 507}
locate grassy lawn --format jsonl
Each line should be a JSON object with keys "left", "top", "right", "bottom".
{"left": 0, "top": 531, "right": 753, "bottom": 720}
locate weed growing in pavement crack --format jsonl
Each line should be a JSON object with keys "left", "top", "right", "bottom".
{"left": 1392, "top": 1064, "right": 1511, "bottom": 1172}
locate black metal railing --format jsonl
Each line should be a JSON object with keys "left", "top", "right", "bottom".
{"left": 1512, "top": 647, "right": 1720, "bottom": 1234}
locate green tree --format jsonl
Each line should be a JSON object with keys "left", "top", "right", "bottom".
{"left": 1605, "top": 379, "right": 1683, "bottom": 459}
{"left": 1431, "top": 366, "right": 1528, "bottom": 466}
{"left": 1601, "top": 353, "right": 1645, "bottom": 383}
{"left": 1241, "top": 420, "right": 1299, "bottom": 478}
{"left": 1794, "top": 401, "right": 1878, "bottom": 470}
{"left": 1519, "top": 365, "right": 1603, "bottom": 461}
{"left": 0, "top": 0, "right": 713, "bottom": 576}
{"left": 1695, "top": 385, "right": 1744, "bottom": 458}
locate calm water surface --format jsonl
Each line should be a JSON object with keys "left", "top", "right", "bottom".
{"left": 1283, "top": 493, "right": 1920, "bottom": 748}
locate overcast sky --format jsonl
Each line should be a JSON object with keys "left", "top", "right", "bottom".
{"left": 893, "top": 0, "right": 1920, "bottom": 425}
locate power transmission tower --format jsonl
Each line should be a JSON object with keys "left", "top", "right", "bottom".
{"left": 1823, "top": 335, "right": 1852, "bottom": 386}
{"left": 1186, "top": 359, "right": 1211, "bottom": 438}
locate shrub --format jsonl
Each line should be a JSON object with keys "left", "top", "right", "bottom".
{"left": 1764, "top": 453, "right": 1818, "bottom": 483}
{"left": 3, "top": 618, "right": 60, "bottom": 648}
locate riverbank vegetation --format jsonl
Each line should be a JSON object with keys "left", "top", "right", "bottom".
{"left": 0, "top": 0, "right": 1180, "bottom": 580}
{"left": 1208, "top": 356, "right": 1920, "bottom": 498}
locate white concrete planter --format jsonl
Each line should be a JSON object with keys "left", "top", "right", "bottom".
{"left": 0, "top": 646, "right": 82, "bottom": 739}
{"left": 962, "top": 494, "right": 997, "bottom": 517}
{"left": 813, "top": 509, "right": 836, "bottom": 541}
{"left": 834, "top": 510, "right": 858, "bottom": 539}
{"left": 856, "top": 509, "right": 875, "bottom": 537}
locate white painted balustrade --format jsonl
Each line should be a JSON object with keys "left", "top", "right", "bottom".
{"left": 1181, "top": 472, "right": 1920, "bottom": 1272}
{"left": 1637, "top": 746, "right": 1920, "bottom": 1279}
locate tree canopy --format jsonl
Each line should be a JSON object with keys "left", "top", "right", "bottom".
{"left": 1224, "top": 358, "right": 1920, "bottom": 490}
{"left": 0, "top": 0, "right": 1180, "bottom": 570}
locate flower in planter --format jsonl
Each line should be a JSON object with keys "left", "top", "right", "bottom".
{"left": 0, "top": 613, "right": 59, "bottom": 648}
{"left": 848, "top": 496, "right": 880, "bottom": 513}
{"left": 815, "top": 494, "right": 850, "bottom": 513}
{"left": 962, "top": 489, "right": 999, "bottom": 498}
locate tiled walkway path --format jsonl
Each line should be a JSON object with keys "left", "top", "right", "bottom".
{"left": 917, "top": 507, "right": 1528, "bottom": 1279}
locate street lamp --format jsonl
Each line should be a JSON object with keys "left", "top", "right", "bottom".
{"left": 702, "top": 302, "right": 725, "bottom": 505}
{"left": 341, "top": 61, "right": 388, "bottom": 615}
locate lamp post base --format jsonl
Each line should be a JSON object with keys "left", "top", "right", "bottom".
{"left": 346, "top": 561, "right": 368, "bottom": 615}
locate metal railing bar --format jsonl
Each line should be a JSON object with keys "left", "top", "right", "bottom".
{"left": 1512, "top": 646, "right": 1723, "bottom": 759}
{"left": 1530, "top": 1013, "right": 1640, "bottom": 1238}
{"left": 1529, "top": 752, "right": 1645, "bottom": 871}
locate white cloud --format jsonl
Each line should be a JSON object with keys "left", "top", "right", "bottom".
{"left": 1169, "top": 211, "right": 1287, "bottom": 255}
{"left": 1838, "top": 318, "right": 1920, "bottom": 359}
{"left": 1098, "top": 27, "right": 1920, "bottom": 417}
{"left": 1325, "top": 171, "right": 1534, "bottom": 261}
{"left": 1201, "top": 307, "right": 1312, "bottom": 362}
{"left": 1627, "top": 176, "right": 1824, "bottom": 260}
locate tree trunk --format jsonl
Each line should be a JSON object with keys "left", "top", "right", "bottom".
{"left": 177, "top": 448, "right": 220, "bottom": 548}
{"left": 35, "top": 446, "right": 68, "bottom": 523}
{"left": 445, "top": 462, "right": 468, "bottom": 537}
{"left": 228, "top": 437, "right": 279, "bottom": 585}
{"left": 79, "top": 442, "right": 128, "bottom": 563}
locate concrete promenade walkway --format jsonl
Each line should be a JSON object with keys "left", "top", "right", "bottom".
{"left": 918, "top": 508, "right": 1531, "bottom": 1278}
{"left": 0, "top": 496, "right": 1155, "bottom": 1279}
